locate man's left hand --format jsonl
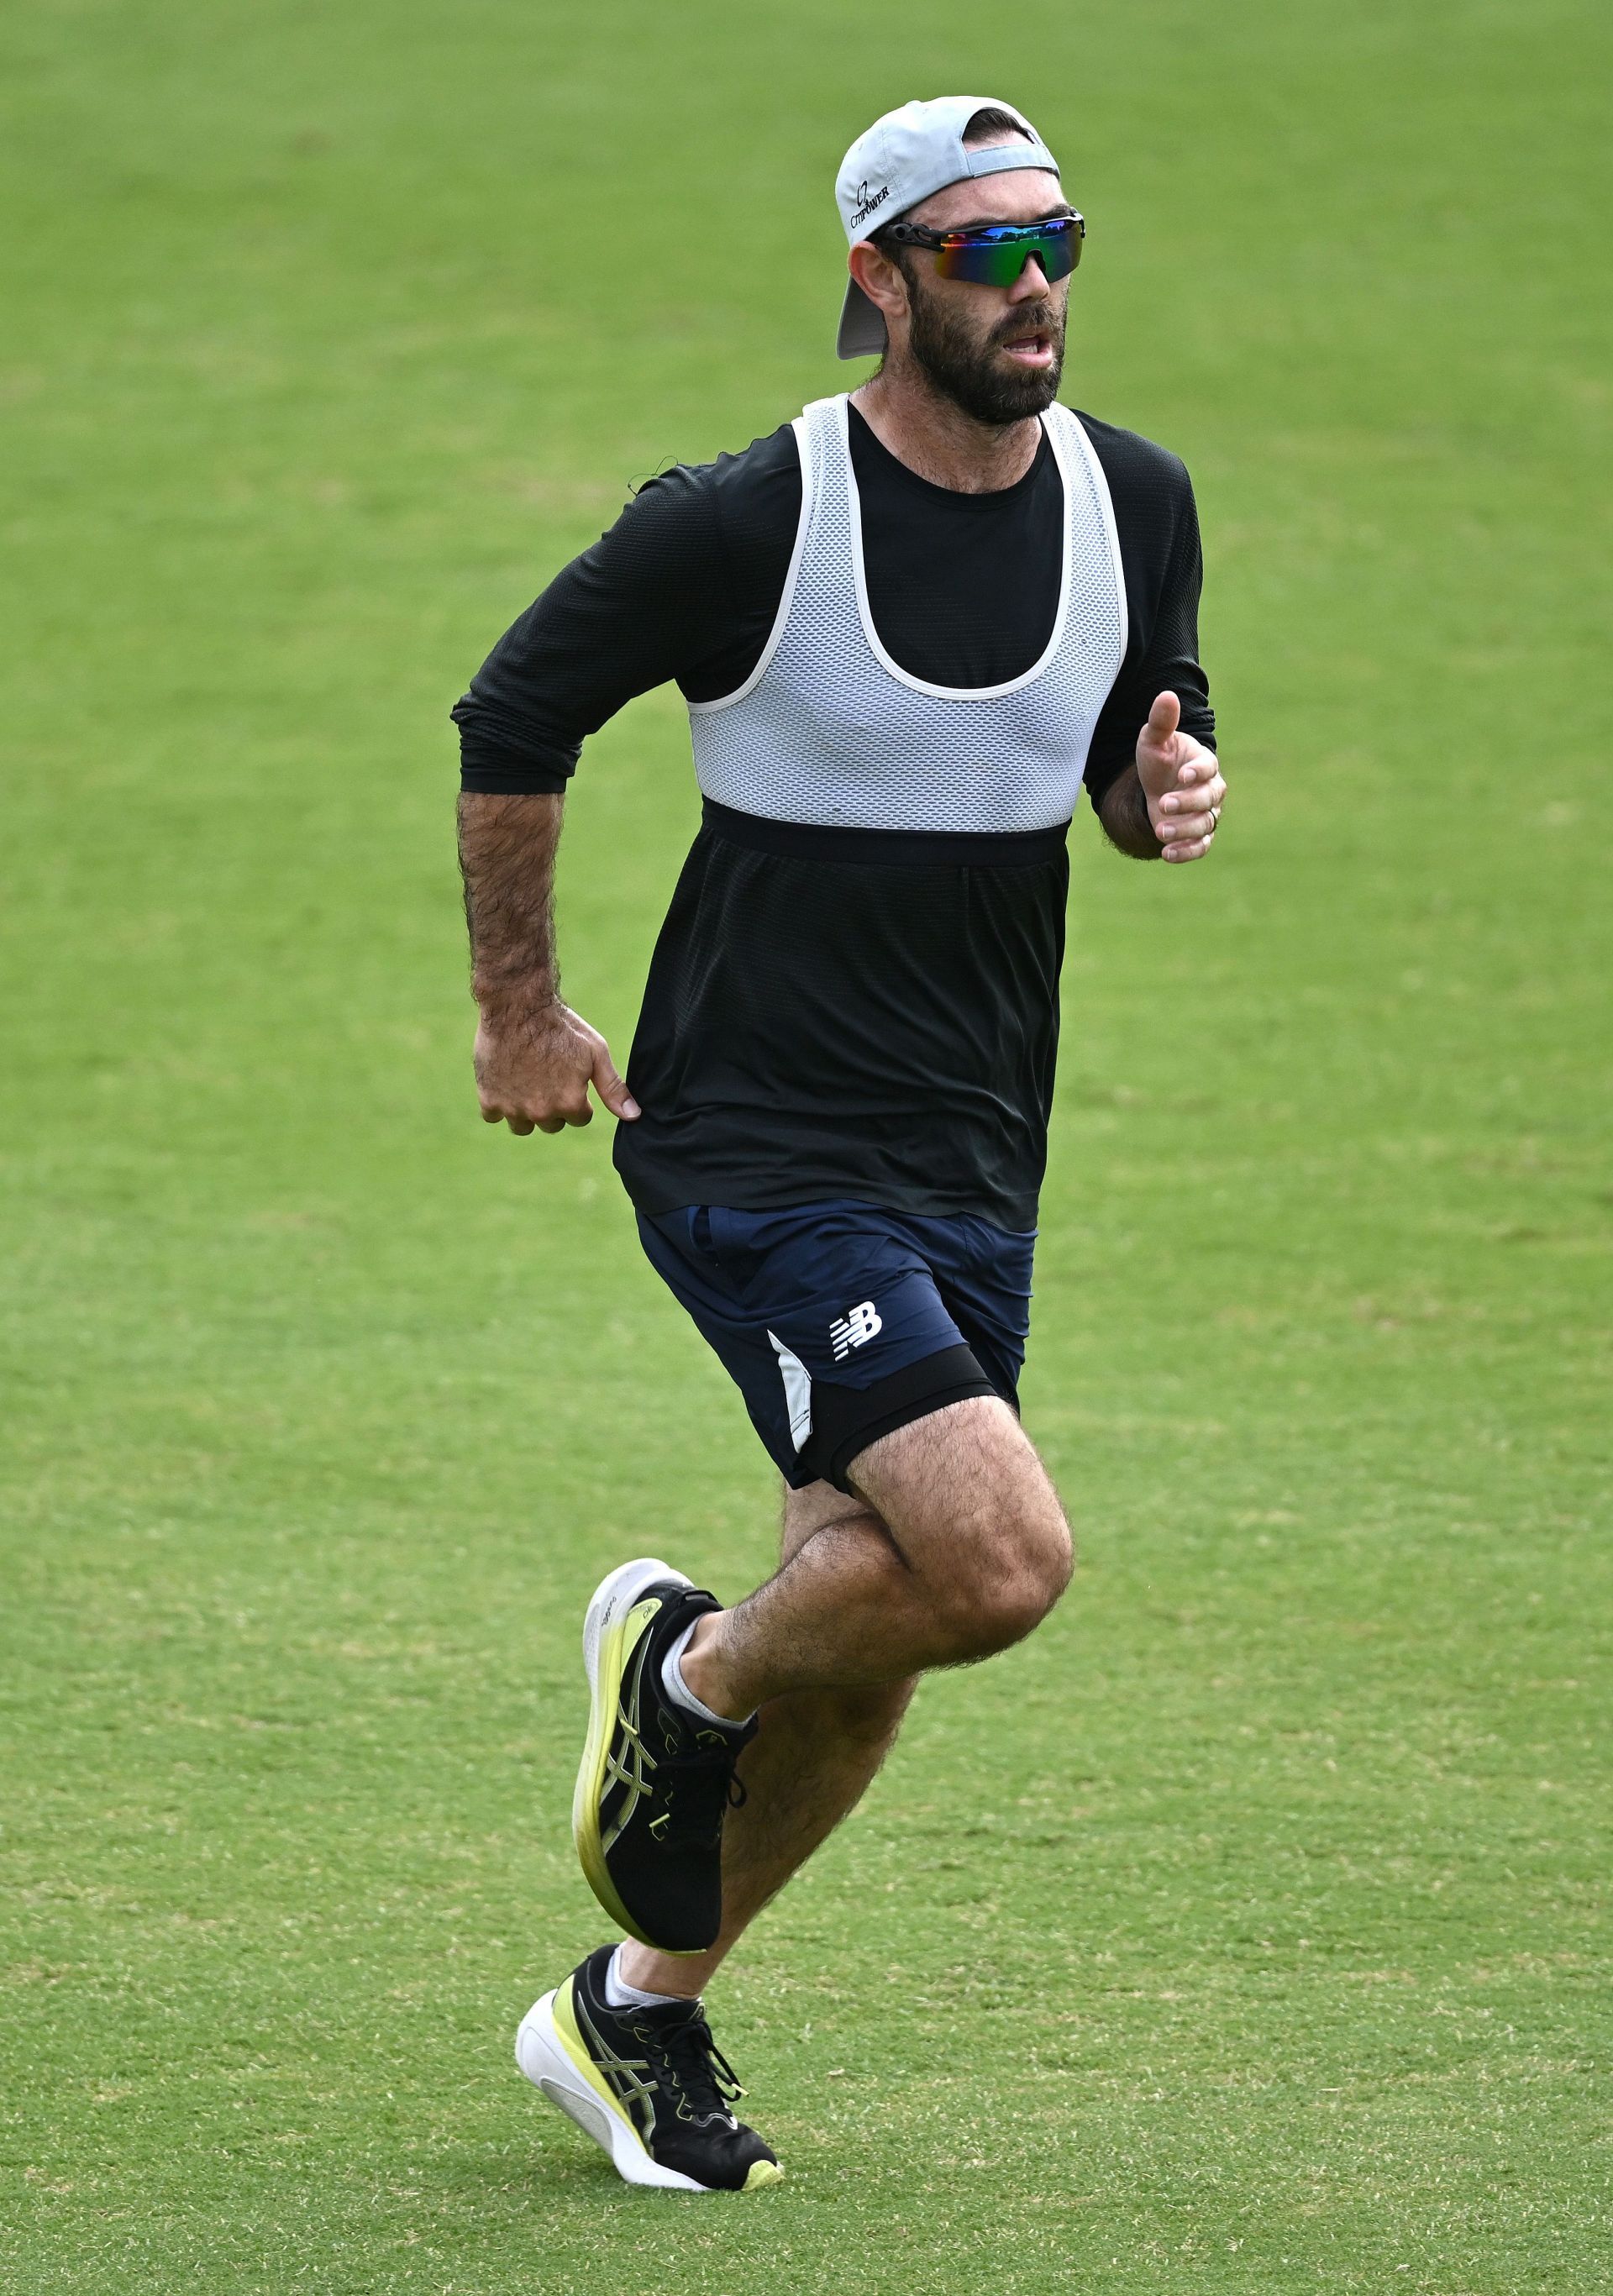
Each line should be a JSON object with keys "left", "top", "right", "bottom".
{"left": 1134, "top": 690, "right": 1226, "bottom": 863}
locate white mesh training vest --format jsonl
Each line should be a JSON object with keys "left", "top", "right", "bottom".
{"left": 688, "top": 392, "right": 1127, "bottom": 835}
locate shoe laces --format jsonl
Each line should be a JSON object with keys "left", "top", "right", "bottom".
{"left": 651, "top": 1721, "right": 749, "bottom": 1847}
{"left": 634, "top": 2010, "right": 747, "bottom": 2123}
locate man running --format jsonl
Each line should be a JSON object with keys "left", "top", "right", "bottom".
{"left": 453, "top": 95, "right": 1223, "bottom": 2194}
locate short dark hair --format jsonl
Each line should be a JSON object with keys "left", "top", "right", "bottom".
{"left": 962, "top": 105, "right": 1032, "bottom": 149}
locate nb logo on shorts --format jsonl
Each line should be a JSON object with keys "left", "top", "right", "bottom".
{"left": 828, "top": 1300, "right": 883, "bottom": 1361}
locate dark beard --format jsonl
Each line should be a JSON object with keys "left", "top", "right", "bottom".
{"left": 904, "top": 273, "right": 1065, "bottom": 426}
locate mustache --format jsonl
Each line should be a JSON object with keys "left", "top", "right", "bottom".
{"left": 990, "top": 303, "right": 1063, "bottom": 349}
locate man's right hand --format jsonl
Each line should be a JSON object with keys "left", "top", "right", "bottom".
{"left": 473, "top": 1002, "right": 640, "bottom": 1135}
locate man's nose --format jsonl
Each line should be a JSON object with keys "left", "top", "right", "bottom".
{"left": 1008, "top": 257, "right": 1050, "bottom": 301}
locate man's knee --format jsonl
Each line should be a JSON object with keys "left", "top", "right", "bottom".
{"left": 850, "top": 1394, "right": 1074, "bottom": 1659}
{"left": 939, "top": 1499, "right": 1072, "bottom": 1657}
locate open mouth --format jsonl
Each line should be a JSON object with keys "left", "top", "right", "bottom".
{"left": 999, "top": 328, "right": 1054, "bottom": 368}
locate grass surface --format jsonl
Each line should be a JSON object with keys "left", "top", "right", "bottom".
{"left": 3, "top": 1, "right": 1610, "bottom": 2288}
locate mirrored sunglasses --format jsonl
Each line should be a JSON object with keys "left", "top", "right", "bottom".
{"left": 881, "top": 213, "right": 1085, "bottom": 288}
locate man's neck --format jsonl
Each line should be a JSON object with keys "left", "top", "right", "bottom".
{"left": 850, "top": 360, "right": 1043, "bottom": 495}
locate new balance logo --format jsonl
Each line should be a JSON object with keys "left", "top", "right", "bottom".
{"left": 828, "top": 1300, "right": 883, "bottom": 1361}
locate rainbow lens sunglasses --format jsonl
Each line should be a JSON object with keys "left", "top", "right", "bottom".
{"left": 881, "top": 213, "right": 1085, "bottom": 287}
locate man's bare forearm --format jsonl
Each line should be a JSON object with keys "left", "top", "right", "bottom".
{"left": 456, "top": 791, "right": 637, "bottom": 1133}
{"left": 1095, "top": 764, "right": 1162, "bottom": 859}
{"left": 456, "top": 791, "right": 564, "bottom": 1017}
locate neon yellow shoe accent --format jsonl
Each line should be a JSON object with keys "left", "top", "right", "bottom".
{"left": 572, "top": 1595, "right": 665, "bottom": 1947}
{"left": 544, "top": 1976, "right": 783, "bottom": 2193}
{"left": 549, "top": 1978, "right": 638, "bottom": 2136}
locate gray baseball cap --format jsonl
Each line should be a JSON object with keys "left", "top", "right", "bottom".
{"left": 834, "top": 96, "right": 1061, "bottom": 360}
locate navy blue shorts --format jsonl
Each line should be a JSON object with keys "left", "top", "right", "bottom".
{"left": 636, "top": 1200, "right": 1037, "bottom": 1495}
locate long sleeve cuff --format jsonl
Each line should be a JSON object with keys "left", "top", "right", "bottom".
{"left": 454, "top": 710, "right": 580, "bottom": 796}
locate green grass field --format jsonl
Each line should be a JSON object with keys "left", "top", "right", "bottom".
{"left": 3, "top": 1, "right": 1610, "bottom": 2288}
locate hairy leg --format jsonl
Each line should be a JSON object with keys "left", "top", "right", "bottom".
{"left": 619, "top": 1480, "right": 917, "bottom": 1999}
{"left": 680, "top": 1395, "right": 1073, "bottom": 1722}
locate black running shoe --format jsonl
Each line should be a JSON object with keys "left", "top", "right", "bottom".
{"left": 571, "top": 1558, "right": 756, "bottom": 1953}
{"left": 516, "top": 1946, "right": 782, "bottom": 2192}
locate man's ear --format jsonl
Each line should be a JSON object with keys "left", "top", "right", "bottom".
{"left": 847, "top": 238, "right": 910, "bottom": 330}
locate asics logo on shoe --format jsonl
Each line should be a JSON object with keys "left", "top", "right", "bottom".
{"left": 574, "top": 1991, "right": 662, "bottom": 2137}
{"left": 576, "top": 1563, "right": 755, "bottom": 1956}
{"left": 518, "top": 1950, "right": 783, "bottom": 2192}
{"left": 828, "top": 1300, "right": 883, "bottom": 1360}
{"left": 601, "top": 1626, "right": 659, "bottom": 1853}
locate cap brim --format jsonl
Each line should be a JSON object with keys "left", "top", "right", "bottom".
{"left": 837, "top": 277, "right": 886, "bottom": 360}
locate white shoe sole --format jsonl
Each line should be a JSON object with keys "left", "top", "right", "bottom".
{"left": 570, "top": 1556, "right": 694, "bottom": 1947}
{"left": 516, "top": 1989, "right": 710, "bottom": 2192}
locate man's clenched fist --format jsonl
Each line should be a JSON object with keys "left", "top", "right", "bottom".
{"left": 474, "top": 1001, "right": 640, "bottom": 1136}
{"left": 1134, "top": 691, "right": 1226, "bottom": 863}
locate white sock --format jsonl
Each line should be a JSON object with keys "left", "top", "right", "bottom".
{"left": 659, "top": 1619, "right": 748, "bottom": 1728}
{"left": 602, "top": 1944, "right": 697, "bottom": 2013}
